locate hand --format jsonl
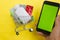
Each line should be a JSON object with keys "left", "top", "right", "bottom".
{"left": 37, "top": 15, "right": 60, "bottom": 40}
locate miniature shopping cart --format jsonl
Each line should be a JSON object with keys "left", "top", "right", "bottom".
{"left": 10, "top": 5, "right": 34, "bottom": 35}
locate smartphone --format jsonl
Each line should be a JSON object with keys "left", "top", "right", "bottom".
{"left": 36, "top": 1, "right": 60, "bottom": 35}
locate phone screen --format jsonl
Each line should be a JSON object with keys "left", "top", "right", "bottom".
{"left": 38, "top": 3, "right": 59, "bottom": 32}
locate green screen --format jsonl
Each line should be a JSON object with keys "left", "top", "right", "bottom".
{"left": 38, "top": 4, "right": 58, "bottom": 32}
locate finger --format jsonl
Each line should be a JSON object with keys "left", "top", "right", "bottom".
{"left": 55, "top": 15, "right": 60, "bottom": 26}
{"left": 37, "top": 32, "right": 44, "bottom": 36}
{"left": 37, "top": 32, "right": 48, "bottom": 37}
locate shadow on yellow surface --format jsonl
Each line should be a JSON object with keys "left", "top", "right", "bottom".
{"left": 0, "top": 0, "right": 60, "bottom": 40}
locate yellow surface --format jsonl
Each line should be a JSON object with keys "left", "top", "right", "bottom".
{"left": 0, "top": 0, "right": 60, "bottom": 40}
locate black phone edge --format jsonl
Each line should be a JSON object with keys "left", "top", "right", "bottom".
{"left": 36, "top": 1, "right": 60, "bottom": 35}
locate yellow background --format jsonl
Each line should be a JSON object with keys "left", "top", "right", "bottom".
{"left": 0, "top": 0, "right": 60, "bottom": 40}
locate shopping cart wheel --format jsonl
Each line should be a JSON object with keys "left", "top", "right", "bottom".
{"left": 29, "top": 28, "right": 33, "bottom": 32}
{"left": 16, "top": 32, "right": 19, "bottom": 35}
